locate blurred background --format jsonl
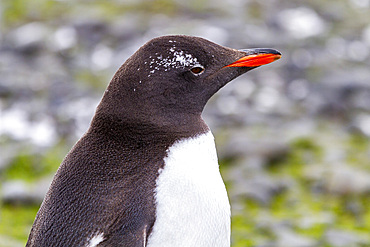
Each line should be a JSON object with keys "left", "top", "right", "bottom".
{"left": 1, "top": 0, "right": 370, "bottom": 246}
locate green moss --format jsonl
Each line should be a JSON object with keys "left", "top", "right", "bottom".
{"left": 332, "top": 196, "right": 370, "bottom": 232}
{"left": 267, "top": 137, "right": 323, "bottom": 177}
{"left": 2, "top": 145, "right": 63, "bottom": 182}
{"left": 3, "top": 153, "right": 43, "bottom": 181}
{"left": 74, "top": 70, "right": 111, "bottom": 91}
{"left": 1, "top": 0, "right": 180, "bottom": 30}
{"left": 0, "top": 204, "right": 39, "bottom": 243}
{"left": 2, "top": 0, "right": 69, "bottom": 28}
{"left": 222, "top": 129, "right": 370, "bottom": 246}
{"left": 290, "top": 137, "right": 323, "bottom": 163}
{"left": 1, "top": 0, "right": 27, "bottom": 27}
{"left": 346, "top": 134, "right": 370, "bottom": 170}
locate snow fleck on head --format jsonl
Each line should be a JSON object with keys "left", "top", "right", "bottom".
{"left": 146, "top": 48, "right": 200, "bottom": 77}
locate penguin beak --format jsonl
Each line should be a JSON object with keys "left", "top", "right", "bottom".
{"left": 225, "top": 48, "right": 281, "bottom": 68}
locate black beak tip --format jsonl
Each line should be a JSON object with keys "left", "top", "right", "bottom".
{"left": 240, "top": 48, "right": 281, "bottom": 56}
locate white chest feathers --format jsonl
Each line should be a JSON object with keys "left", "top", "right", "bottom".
{"left": 147, "top": 131, "right": 231, "bottom": 247}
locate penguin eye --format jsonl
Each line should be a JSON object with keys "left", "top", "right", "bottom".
{"left": 190, "top": 66, "right": 205, "bottom": 75}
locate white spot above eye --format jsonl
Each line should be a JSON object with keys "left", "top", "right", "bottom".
{"left": 145, "top": 48, "right": 201, "bottom": 77}
{"left": 86, "top": 233, "right": 104, "bottom": 247}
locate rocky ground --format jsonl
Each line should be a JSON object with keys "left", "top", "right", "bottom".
{"left": 1, "top": 0, "right": 370, "bottom": 246}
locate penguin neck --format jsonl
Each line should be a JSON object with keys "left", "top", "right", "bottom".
{"left": 89, "top": 108, "right": 209, "bottom": 143}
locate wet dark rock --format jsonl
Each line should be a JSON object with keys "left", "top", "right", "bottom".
{"left": 0, "top": 82, "right": 12, "bottom": 98}
{"left": 74, "top": 21, "right": 109, "bottom": 49}
{"left": 7, "top": 22, "right": 50, "bottom": 55}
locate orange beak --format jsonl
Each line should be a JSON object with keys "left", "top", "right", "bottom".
{"left": 225, "top": 48, "right": 281, "bottom": 68}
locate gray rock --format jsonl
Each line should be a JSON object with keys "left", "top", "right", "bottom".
{"left": 304, "top": 163, "right": 370, "bottom": 195}
{"left": 275, "top": 228, "right": 317, "bottom": 247}
{"left": 228, "top": 165, "right": 290, "bottom": 205}
{"left": 352, "top": 114, "right": 370, "bottom": 137}
{"left": 0, "top": 235, "right": 24, "bottom": 247}
{"left": 277, "top": 7, "right": 327, "bottom": 39}
{"left": 325, "top": 229, "right": 369, "bottom": 247}
{"left": 74, "top": 20, "right": 108, "bottom": 49}
{"left": 298, "top": 212, "right": 334, "bottom": 229}
{"left": 0, "top": 145, "right": 19, "bottom": 171}
{"left": 8, "top": 22, "right": 50, "bottom": 54}
{"left": 217, "top": 132, "right": 290, "bottom": 162}
{"left": 50, "top": 26, "right": 77, "bottom": 51}
{"left": 2, "top": 178, "right": 51, "bottom": 205}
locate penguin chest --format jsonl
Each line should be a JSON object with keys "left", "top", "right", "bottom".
{"left": 147, "top": 131, "right": 231, "bottom": 247}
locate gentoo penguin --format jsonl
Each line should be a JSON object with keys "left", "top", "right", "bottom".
{"left": 27, "top": 35, "right": 281, "bottom": 247}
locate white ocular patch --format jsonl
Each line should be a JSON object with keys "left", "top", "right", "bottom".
{"left": 147, "top": 131, "right": 231, "bottom": 247}
{"left": 147, "top": 43, "right": 201, "bottom": 77}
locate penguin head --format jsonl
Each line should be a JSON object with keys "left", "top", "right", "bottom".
{"left": 95, "top": 35, "right": 281, "bottom": 129}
